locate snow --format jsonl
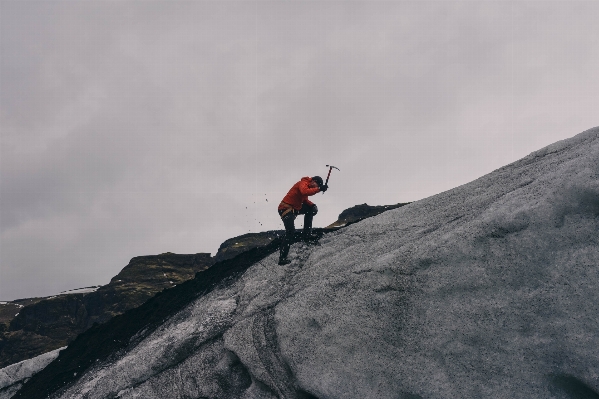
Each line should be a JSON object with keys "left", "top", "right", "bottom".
{"left": 50, "top": 127, "right": 599, "bottom": 398}
{"left": 0, "top": 347, "right": 65, "bottom": 399}
{"left": 0, "top": 303, "right": 23, "bottom": 308}
{"left": 58, "top": 286, "right": 101, "bottom": 295}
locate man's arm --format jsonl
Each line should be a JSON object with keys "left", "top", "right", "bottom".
{"left": 298, "top": 180, "right": 320, "bottom": 196}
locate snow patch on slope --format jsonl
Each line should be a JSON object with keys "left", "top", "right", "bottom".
{"left": 58, "top": 286, "right": 101, "bottom": 295}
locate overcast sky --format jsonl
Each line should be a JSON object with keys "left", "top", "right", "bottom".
{"left": 1, "top": 1, "right": 598, "bottom": 301}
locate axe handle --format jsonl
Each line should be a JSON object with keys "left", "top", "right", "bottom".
{"left": 325, "top": 167, "right": 332, "bottom": 185}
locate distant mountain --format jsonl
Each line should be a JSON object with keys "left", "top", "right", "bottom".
{"left": 14, "top": 127, "right": 599, "bottom": 399}
{"left": 0, "top": 253, "right": 212, "bottom": 368}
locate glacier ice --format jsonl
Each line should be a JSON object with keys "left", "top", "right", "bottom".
{"left": 24, "top": 127, "right": 599, "bottom": 399}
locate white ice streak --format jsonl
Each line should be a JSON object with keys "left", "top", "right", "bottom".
{"left": 0, "top": 347, "right": 65, "bottom": 399}
{"left": 58, "top": 286, "right": 101, "bottom": 295}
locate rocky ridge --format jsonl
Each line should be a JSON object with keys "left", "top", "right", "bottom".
{"left": 325, "top": 202, "right": 410, "bottom": 228}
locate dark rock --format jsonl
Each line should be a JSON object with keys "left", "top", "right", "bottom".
{"left": 213, "top": 231, "right": 284, "bottom": 263}
{"left": 326, "top": 202, "right": 410, "bottom": 228}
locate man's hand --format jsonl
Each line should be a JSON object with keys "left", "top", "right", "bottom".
{"left": 320, "top": 184, "right": 328, "bottom": 192}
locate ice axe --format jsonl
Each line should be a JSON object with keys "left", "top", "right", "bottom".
{"left": 323, "top": 165, "right": 340, "bottom": 193}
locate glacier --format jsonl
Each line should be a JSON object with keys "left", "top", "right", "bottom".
{"left": 16, "top": 127, "right": 599, "bottom": 398}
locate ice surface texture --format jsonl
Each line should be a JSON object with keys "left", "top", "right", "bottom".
{"left": 21, "top": 128, "right": 599, "bottom": 398}
{"left": 0, "top": 347, "right": 64, "bottom": 399}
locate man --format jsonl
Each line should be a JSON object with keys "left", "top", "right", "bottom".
{"left": 277, "top": 176, "right": 328, "bottom": 265}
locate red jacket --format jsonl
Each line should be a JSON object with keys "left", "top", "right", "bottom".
{"left": 279, "top": 177, "right": 320, "bottom": 211}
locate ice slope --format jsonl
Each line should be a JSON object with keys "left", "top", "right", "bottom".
{"left": 0, "top": 347, "right": 64, "bottom": 399}
{"left": 52, "top": 128, "right": 598, "bottom": 399}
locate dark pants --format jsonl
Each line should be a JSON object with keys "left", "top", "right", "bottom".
{"left": 278, "top": 203, "right": 318, "bottom": 260}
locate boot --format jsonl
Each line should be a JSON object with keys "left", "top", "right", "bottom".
{"left": 279, "top": 237, "right": 291, "bottom": 265}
